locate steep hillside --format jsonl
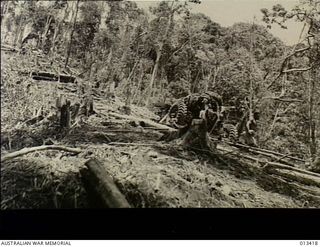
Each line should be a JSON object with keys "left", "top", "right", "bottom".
{"left": 1, "top": 50, "right": 319, "bottom": 209}
{"left": 1, "top": 0, "right": 320, "bottom": 209}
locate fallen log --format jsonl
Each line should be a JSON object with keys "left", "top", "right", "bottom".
{"left": 108, "top": 111, "right": 176, "bottom": 131}
{"left": 57, "top": 85, "right": 78, "bottom": 93}
{"left": 1, "top": 45, "right": 20, "bottom": 52}
{"left": 258, "top": 174, "right": 320, "bottom": 205}
{"left": 216, "top": 146, "right": 320, "bottom": 181}
{"left": 107, "top": 142, "right": 160, "bottom": 147}
{"left": 263, "top": 162, "right": 320, "bottom": 179}
{"left": 245, "top": 148, "right": 296, "bottom": 167}
{"left": 223, "top": 140, "right": 305, "bottom": 163}
{"left": 1, "top": 145, "right": 82, "bottom": 162}
{"left": 217, "top": 145, "right": 265, "bottom": 164}
{"left": 219, "top": 142, "right": 294, "bottom": 166}
{"left": 142, "top": 127, "right": 169, "bottom": 131}
{"left": 269, "top": 169, "right": 320, "bottom": 188}
{"left": 213, "top": 137, "right": 306, "bottom": 164}
{"left": 224, "top": 149, "right": 320, "bottom": 178}
{"left": 31, "top": 71, "right": 76, "bottom": 83}
{"left": 81, "top": 158, "right": 131, "bottom": 208}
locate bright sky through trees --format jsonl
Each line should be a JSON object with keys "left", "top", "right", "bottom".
{"left": 135, "top": 0, "right": 304, "bottom": 45}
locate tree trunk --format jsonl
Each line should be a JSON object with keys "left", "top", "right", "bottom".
{"left": 146, "top": 4, "right": 174, "bottom": 105}
{"left": 123, "top": 59, "right": 140, "bottom": 108}
{"left": 50, "top": 22, "right": 60, "bottom": 57}
{"left": 14, "top": 17, "right": 24, "bottom": 47}
{"left": 51, "top": 2, "right": 70, "bottom": 56}
{"left": 117, "top": 18, "right": 133, "bottom": 83}
{"left": 81, "top": 158, "right": 131, "bottom": 208}
{"left": 0, "top": 2, "right": 8, "bottom": 25}
{"left": 135, "top": 67, "right": 145, "bottom": 105}
{"left": 64, "top": 0, "right": 80, "bottom": 69}
{"left": 204, "top": 68, "right": 213, "bottom": 92}
{"left": 1, "top": 1, "right": 11, "bottom": 40}
{"left": 211, "top": 66, "right": 219, "bottom": 89}
{"left": 147, "top": 51, "right": 161, "bottom": 102}
{"left": 41, "top": 15, "right": 52, "bottom": 51}
{"left": 266, "top": 103, "right": 281, "bottom": 139}
{"left": 309, "top": 69, "right": 316, "bottom": 160}
{"left": 190, "top": 67, "right": 201, "bottom": 94}
{"left": 127, "top": 59, "right": 140, "bottom": 82}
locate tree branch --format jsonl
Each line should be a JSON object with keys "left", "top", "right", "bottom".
{"left": 1, "top": 145, "right": 82, "bottom": 162}
{"left": 282, "top": 67, "right": 312, "bottom": 73}
{"left": 266, "top": 23, "right": 312, "bottom": 89}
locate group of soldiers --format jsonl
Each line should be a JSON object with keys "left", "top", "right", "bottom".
{"left": 159, "top": 91, "right": 259, "bottom": 147}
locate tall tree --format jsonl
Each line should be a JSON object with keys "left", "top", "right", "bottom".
{"left": 261, "top": 0, "right": 320, "bottom": 159}
{"left": 64, "top": 0, "right": 80, "bottom": 68}
{"left": 145, "top": 0, "right": 200, "bottom": 105}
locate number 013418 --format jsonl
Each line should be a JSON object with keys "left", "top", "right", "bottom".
{"left": 300, "top": 241, "right": 319, "bottom": 246}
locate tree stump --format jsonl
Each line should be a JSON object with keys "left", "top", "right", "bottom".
{"left": 60, "top": 100, "right": 71, "bottom": 128}
{"left": 180, "top": 118, "right": 215, "bottom": 150}
{"left": 160, "top": 118, "right": 218, "bottom": 151}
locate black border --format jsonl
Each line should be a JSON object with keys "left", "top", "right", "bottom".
{"left": 1, "top": 209, "right": 319, "bottom": 239}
